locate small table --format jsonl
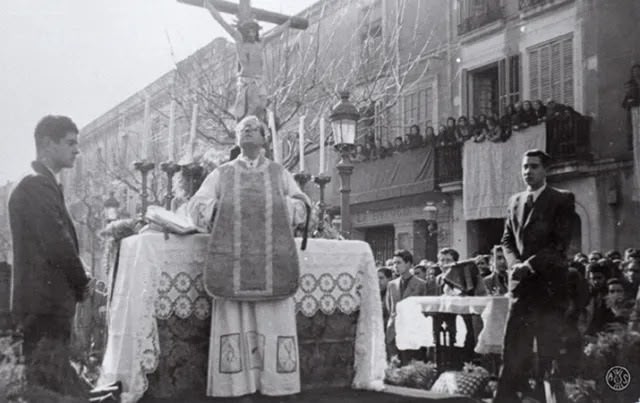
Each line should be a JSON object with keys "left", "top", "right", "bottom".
{"left": 394, "top": 296, "right": 509, "bottom": 356}
{"left": 99, "top": 233, "right": 386, "bottom": 403}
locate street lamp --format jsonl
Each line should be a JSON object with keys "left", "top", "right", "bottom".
{"left": 103, "top": 191, "right": 121, "bottom": 223}
{"left": 329, "top": 90, "right": 359, "bottom": 239}
{"left": 423, "top": 202, "right": 438, "bottom": 237}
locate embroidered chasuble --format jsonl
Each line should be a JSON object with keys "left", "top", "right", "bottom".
{"left": 204, "top": 159, "right": 300, "bottom": 301}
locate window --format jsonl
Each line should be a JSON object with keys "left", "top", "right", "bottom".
{"left": 402, "top": 86, "right": 433, "bottom": 135}
{"left": 499, "top": 54, "right": 520, "bottom": 109}
{"left": 528, "top": 35, "right": 573, "bottom": 105}
{"left": 458, "top": 0, "right": 503, "bottom": 36}
{"left": 359, "top": 0, "right": 384, "bottom": 77}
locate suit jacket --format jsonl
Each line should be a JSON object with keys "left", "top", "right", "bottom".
{"left": 9, "top": 161, "right": 89, "bottom": 320}
{"left": 501, "top": 186, "right": 575, "bottom": 304}
{"left": 384, "top": 275, "right": 427, "bottom": 343}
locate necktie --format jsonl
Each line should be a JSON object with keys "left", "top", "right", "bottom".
{"left": 523, "top": 193, "right": 534, "bottom": 220}
{"left": 400, "top": 278, "right": 407, "bottom": 296}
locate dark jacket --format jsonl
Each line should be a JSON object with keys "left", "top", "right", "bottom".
{"left": 501, "top": 186, "right": 575, "bottom": 305}
{"left": 9, "top": 161, "right": 89, "bottom": 320}
{"left": 384, "top": 275, "right": 427, "bottom": 343}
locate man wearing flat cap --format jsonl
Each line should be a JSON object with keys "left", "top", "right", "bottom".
{"left": 495, "top": 149, "right": 575, "bottom": 402}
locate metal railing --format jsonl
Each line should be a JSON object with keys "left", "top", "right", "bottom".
{"left": 435, "top": 143, "right": 463, "bottom": 184}
{"left": 546, "top": 113, "right": 591, "bottom": 162}
{"left": 458, "top": 4, "right": 504, "bottom": 36}
{"left": 519, "top": 0, "right": 553, "bottom": 11}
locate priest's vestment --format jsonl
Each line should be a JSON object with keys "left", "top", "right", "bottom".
{"left": 188, "top": 154, "right": 308, "bottom": 397}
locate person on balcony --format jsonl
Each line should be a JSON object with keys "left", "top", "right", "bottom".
{"left": 445, "top": 116, "right": 458, "bottom": 144}
{"left": 436, "top": 124, "right": 449, "bottom": 147}
{"left": 532, "top": 99, "right": 547, "bottom": 124}
{"left": 454, "top": 116, "right": 472, "bottom": 142}
{"left": 423, "top": 125, "right": 436, "bottom": 147}
{"left": 469, "top": 116, "right": 484, "bottom": 142}
{"left": 392, "top": 136, "right": 406, "bottom": 153}
{"left": 621, "top": 64, "right": 640, "bottom": 110}
{"left": 495, "top": 149, "right": 575, "bottom": 402}
{"left": 486, "top": 117, "right": 504, "bottom": 143}
{"left": 521, "top": 100, "right": 538, "bottom": 128}
{"left": 407, "top": 124, "right": 423, "bottom": 149}
{"left": 499, "top": 105, "right": 515, "bottom": 136}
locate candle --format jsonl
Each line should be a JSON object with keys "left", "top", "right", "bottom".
{"left": 268, "top": 110, "right": 280, "bottom": 163}
{"left": 141, "top": 94, "right": 151, "bottom": 160}
{"left": 319, "top": 117, "right": 325, "bottom": 175}
{"left": 188, "top": 102, "right": 198, "bottom": 162}
{"left": 167, "top": 100, "right": 176, "bottom": 161}
{"left": 299, "top": 115, "right": 305, "bottom": 172}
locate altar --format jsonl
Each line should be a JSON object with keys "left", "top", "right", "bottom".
{"left": 98, "top": 233, "right": 386, "bottom": 403}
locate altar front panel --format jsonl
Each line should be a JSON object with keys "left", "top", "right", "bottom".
{"left": 99, "top": 233, "right": 385, "bottom": 403}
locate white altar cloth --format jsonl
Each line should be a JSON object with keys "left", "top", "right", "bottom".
{"left": 99, "top": 233, "right": 386, "bottom": 403}
{"left": 394, "top": 296, "right": 509, "bottom": 354}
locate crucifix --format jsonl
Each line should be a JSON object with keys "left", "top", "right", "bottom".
{"left": 178, "top": 0, "right": 309, "bottom": 123}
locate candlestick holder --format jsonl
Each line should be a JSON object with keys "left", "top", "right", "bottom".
{"left": 180, "top": 162, "right": 204, "bottom": 198}
{"left": 133, "top": 160, "right": 156, "bottom": 216}
{"left": 160, "top": 161, "right": 181, "bottom": 210}
{"left": 293, "top": 171, "right": 312, "bottom": 191}
{"left": 312, "top": 174, "right": 331, "bottom": 233}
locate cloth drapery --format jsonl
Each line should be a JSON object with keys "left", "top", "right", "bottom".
{"left": 98, "top": 234, "right": 385, "bottom": 402}
{"left": 394, "top": 296, "right": 510, "bottom": 354}
{"left": 463, "top": 125, "right": 546, "bottom": 220}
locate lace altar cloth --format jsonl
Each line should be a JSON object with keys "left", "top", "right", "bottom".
{"left": 395, "top": 296, "right": 509, "bottom": 354}
{"left": 99, "top": 233, "right": 385, "bottom": 403}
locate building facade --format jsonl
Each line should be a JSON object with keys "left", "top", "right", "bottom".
{"left": 65, "top": 0, "right": 640, "bottom": 273}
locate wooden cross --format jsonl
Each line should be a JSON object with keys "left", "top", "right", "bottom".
{"left": 177, "top": 0, "right": 309, "bottom": 31}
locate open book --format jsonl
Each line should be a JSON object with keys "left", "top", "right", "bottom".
{"left": 145, "top": 205, "right": 198, "bottom": 235}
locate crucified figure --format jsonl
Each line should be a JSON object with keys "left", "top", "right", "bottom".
{"left": 203, "top": 1, "right": 292, "bottom": 123}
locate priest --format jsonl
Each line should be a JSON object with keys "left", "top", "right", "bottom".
{"left": 187, "top": 115, "right": 310, "bottom": 398}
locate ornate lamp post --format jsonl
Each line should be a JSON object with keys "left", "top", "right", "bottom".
{"left": 329, "top": 90, "right": 359, "bottom": 239}
{"left": 423, "top": 202, "right": 438, "bottom": 236}
{"left": 103, "top": 191, "right": 121, "bottom": 224}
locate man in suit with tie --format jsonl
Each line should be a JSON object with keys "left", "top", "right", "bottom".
{"left": 9, "top": 115, "right": 93, "bottom": 397}
{"left": 495, "top": 149, "right": 575, "bottom": 402}
{"left": 384, "top": 249, "right": 427, "bottom": 361}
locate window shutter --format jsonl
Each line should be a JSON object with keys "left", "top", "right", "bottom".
{"left": 551, "top": 42, "right": 562, "bottom": 102}
{"left": 562, "top": 37, "right": 574, "bottom": 106}
{"left": 529, "top": 49, "right": 539, "bottom": 101}
{"left": 540, "top": 45, "right": 551, "bottom": 101}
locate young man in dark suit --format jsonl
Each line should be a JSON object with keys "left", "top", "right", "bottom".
{"left": 384, "top": 249, "right": 426, "bottom": 361}
{"left": 9, "top": 115, "right": 93, "bottom": 396}
{"left": 494, "top": 149, "right": 575, "bottom": 402}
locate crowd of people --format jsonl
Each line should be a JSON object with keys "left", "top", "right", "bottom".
{"left": 376, "top": 246, "right": 640, "bottom": 363}
{"left": 352, "top": 99, "right": 579, "bottom": 162}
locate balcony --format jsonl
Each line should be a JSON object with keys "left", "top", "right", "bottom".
{"left": 435, "top": 143, "right": 463, "bottom": 186}
{"left": 546, "top": 113, "right": 591, "bottom": 162}
{"left": 519, "top": 0, "right": 549, "bottom": 10}
{"left": 457, "top": 2, "right": 504, "bottom": 36}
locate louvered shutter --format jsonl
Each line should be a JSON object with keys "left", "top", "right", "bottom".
{"left": 529, "top": 49, "right": 539, "bottom": 100}
{"left": 551, "top": 42, "right": 562, "bottom": 101}
{"left": 540, "top": 46, "right": 551, "bottom": 101}
{"left": 562, "top": 37, "right": 574, "bottom": 106}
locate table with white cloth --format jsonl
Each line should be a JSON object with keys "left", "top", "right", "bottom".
{"left": 99, "top": 233, "right": 386, "bottom": 403}
{"left": 394, "top": 296, "right": 509, "bottom": 362}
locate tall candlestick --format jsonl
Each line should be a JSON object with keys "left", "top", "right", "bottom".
{"left": 268, "top": 110, "right": 281, "bottom": 163}
{"left": 319, "top": 118, "right": 325, "bottom": 175}
{"left": 298, "top": 115, "right": 305, "bottom": 172}
{"left": 188, "top": 102, "right": 198, "bottom": 163}
{"left": 141, "top": 94, "right": 151, "bottom": 160}
{"left": 167, "top": 100, "right": 176, "bottom": 161}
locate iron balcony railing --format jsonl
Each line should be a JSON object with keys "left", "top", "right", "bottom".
{"left": 546, "top": 112, "right": 591, "bottom": 162}
{"left": 435, "top": 142, "right": 463, "bottom": 185}
{"left": 458, "top": 3, "right": 504, "bottom": 36}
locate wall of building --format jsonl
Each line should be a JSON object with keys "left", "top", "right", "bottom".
{"left": 582, "top": 0, "right": 640, "bottom": 160}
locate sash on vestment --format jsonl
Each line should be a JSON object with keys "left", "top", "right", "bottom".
{"left": 204, "top": 159, "right": 299, "bottom": 301}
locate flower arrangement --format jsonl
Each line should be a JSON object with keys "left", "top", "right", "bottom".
{"left": 384, "top": 358, "right": 439, "bottom": 390}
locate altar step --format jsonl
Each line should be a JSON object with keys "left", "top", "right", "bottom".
{"left": 140, "top": 386, "right": 482, "bottom": 403}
